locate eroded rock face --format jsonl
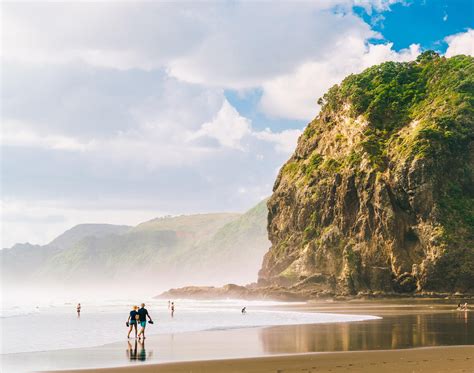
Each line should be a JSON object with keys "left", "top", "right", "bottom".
{"left": 259, "top": 53, "right": 474, "bottom": 295}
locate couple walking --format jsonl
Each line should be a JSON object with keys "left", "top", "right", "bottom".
{"left": 127, "top": 303, "right": 154, "bottom": 339}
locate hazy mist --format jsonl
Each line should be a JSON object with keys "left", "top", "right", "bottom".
{"left": 1, "top": 200, "right": 270, "bottom": 305}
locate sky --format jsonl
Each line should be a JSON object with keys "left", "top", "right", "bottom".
{"left": 1, "top": 0, "right": 473, "bottom": 248}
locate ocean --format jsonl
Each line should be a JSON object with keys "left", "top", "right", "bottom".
{"left": 0, "top": 298, "right": 380, "bottom": 355}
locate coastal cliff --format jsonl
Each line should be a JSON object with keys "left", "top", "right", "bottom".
{"left": 258, "top": 52, "right": 474, "bottom": 296}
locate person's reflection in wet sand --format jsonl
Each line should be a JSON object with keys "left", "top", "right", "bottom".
{"left": 138, "top": 339, "right": 153, "bottom": 361}
{"left": 127, "top": 340, "right": 138, "bottom": 361}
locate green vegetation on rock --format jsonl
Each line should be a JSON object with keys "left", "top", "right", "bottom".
{"left": 262, "top": 52, "right": 474, "bottom": 295}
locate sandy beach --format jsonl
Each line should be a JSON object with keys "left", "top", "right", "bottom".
{"left": 55, "top": 346, "right": 474, "bottom": 373}
{"left": 2, "top": 299, "right": 472, "bottom": 372}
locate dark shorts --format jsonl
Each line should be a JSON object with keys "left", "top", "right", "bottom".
{"left": 130, "top": 320, "right": 137, "bottom": 325}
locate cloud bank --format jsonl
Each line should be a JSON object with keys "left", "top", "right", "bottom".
{"left": 1, "top": 1, "right": 472, "bottom": 247}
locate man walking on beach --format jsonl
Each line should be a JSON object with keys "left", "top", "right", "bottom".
{"left": 137, "top": 303, "right": 153, "bottom": 340}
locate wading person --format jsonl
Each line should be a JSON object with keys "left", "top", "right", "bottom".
{"left": 76, "top": 303, "right": 81, "bottom": 317}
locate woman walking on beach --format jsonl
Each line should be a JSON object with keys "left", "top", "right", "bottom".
{"left": 127, "top": 305, "right": 139, "bottom": 339}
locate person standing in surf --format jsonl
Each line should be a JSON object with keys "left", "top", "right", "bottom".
{"left": 76, "top": 303, "right": 81, "bottom": 317}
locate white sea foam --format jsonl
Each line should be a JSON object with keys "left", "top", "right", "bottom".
{"left": 0, "top": 305, "right": 41, "bottom": 319}
{"left": 0, "top": 298, "right": 380, "bottom": 354}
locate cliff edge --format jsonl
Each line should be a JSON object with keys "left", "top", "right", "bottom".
{"left": 259, "top": 51, "right": 474, "bottom": 296}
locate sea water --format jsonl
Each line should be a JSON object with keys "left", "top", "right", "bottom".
{"left": 0, "top": 298, "right": 380, "bottom": 355}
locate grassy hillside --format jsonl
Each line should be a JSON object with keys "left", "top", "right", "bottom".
{"left": 1, "top": 201, "right": 270, "bottom": 292}
{"left": 49, "top": 223, "right": 131, "bottom": 250}
{"left": 183, "top": 199, "right": 269, "bottom": 282}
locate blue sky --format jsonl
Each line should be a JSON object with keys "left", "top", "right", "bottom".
{"left": 230, "top": 0, "right": 474, "bottom": 132}
{"left": 1, "top": 0, "right": 473, "bottom": 247}
{"left": 363, "top": 0, "right": 474, "bottom": 51}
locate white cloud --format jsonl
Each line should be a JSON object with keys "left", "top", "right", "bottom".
{"left": 1, "top": 65, "right": 298, "bottom": 248}
{"left": 166, "top": 3, "right": 375, "bottom": 88}
{"left": 1, "top": 2, "right": 210, "bottom": 70}
{"left": 445, "top": 29, "right": 474, "bottom": 57}
{"left": 0, "top": 0, "right": 431, "bottom": 247}
{"left": 189, "top": 100, "right": 251, "bottom": 150}
{"left": 353, "top": 0, "right": 405, "bottom": 14}
{"left": 260, "top": 38, "right": 420, "bottom": 120}
{"left": 253, "top": 129, "right": 302, "bottom": 154}
{"left": 189, "top": 99, "right": 301, "bottom": 154}
{"left": 2, "top": 2, "right": 376, "bottom": 89}
{"left": 1, "top": 122, "right": 88, "bottom": 151}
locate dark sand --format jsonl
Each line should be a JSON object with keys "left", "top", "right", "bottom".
{"left": 1, "top": 299, "right": 472, "bottom": 372}
{"left": 56, "top": 346, "right": 474, "bottom": 373}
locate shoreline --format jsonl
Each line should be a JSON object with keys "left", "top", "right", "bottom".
{"left": 1, "top": 303, "right": 380, "bottom": 356}
{"left": 52, "top": 346, "right": 474, "bottom": 373}
{"left": 2, "top": 300, "right": 473, "bottom": 372}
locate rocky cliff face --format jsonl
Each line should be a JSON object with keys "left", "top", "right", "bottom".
{"left": 259, "top": 52, "right": 474, "bottom": 295}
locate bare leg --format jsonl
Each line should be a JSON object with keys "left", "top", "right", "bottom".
{"left": 138, "top": 325, "right": 145, "bottom": 339}
{"left": 133, "top": 323, "right": 138, "bottom": 338}
{"left": 127, "top": 324, "right": 134, "bottom": 338}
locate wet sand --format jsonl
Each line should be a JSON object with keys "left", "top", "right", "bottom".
{"left": 56, "top": 346, "right": 474, "bottom": 373}
{"left": 2, "top": 300, "right": 472, "bottom": 372}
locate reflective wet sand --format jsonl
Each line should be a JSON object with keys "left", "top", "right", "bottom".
{"left": 260, "top": 311, "right": 473, "bottom": 353}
